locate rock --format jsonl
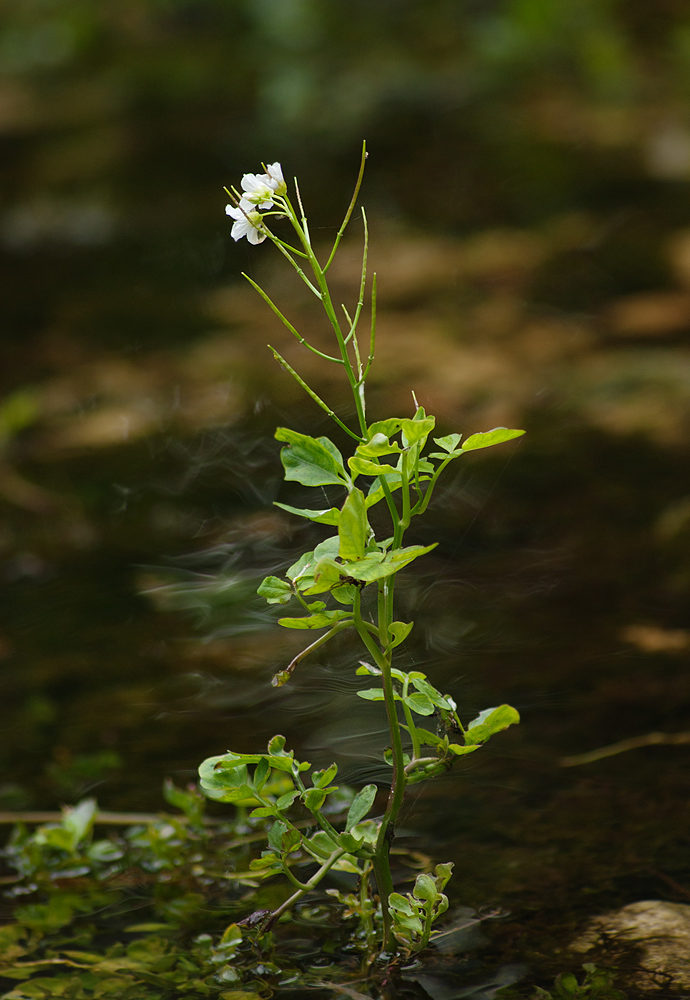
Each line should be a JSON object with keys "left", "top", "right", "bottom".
{"left": 571, "top": 900, "right": 690, "bottom": 991}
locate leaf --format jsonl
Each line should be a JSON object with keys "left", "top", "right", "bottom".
{"left": 257, "top": 576, "right": 293, "bottom": 605}
{"left": 356, "top": 687, "right": 384, "bottom": 701}
{"left": 388, "top": 893, "right": 415, "bottom": 916}
{"left": 345, "top": 543, "right": 437, "bottom": 582}
{"left": 302, "top": 787, "right": 327, "bottom": 811}
{"left": 275, "top": 428, "right": 349, "bottom": 487}
{"left": 331, "top": 583, "right": 357, "bottom": 604}
{"left": 367, "top": 417, "right": 404, "bottom": 438}
{"left": 349, "top": 454, "right": 394, "bottom": 478}
{"left": 401, "top": 416, "right": 435, "bottom": 446}
{"left": 447, "top": 743, "right": 481, "bottom": 756}
{"left": 278, "top": 610, "right": 351, "bottom": 629}
{"left": 405, "top": 692, "right": 435, "bottom": 716}
{"left": 389, "top": 621, "right": 413, "bottom": 647}
{"left": 356, "top": 432, "right": 402, "bottom": 458}
{"left": 302, "top": 556, "right": 345, "bottom": 594}
{"left": 413, "top": 727, "right": 446, "bottom": 748}
{"left": 461, "top": 427, "right": 525, "bottom": 452}
{"left": 267, "top": 821, "right": 288, "bottom": 852}
{"left": 337, "top": 831, "right": 363, "bottom": 853}
{"left": 280, "top": 827, "right": 302, "bottom": 853}
{"left": 338, "top": 487, "right": 368, "bottom": 561}
{"left": 345, "top": 784, "right": 377, "bottom": 829}
{"left": 433, "top": 433, "right": 462, "bottom": 453}
{"left": 312, "top": 763, "right": 338, "bottom": 788}
{"left": 410, "top": 675, "right": 452, "bottom": 710}
{"left": 465, "top": 704, "right": 520, "bottom": 745}
{"left": 275, "top": 790, "right": 300, "bottom": 810}
{"left": 412, "top": 873, "right": 438, "bottom": 902}
{"left": 274, "top": 502, "right": 340, "bottom": 525}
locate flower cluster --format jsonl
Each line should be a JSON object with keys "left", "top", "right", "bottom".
{"left": 225, "top": 162, "right": 286, "bottom": 245}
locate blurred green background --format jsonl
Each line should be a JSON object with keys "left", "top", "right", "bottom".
{"left": 2, "top": 0, "right": 690, "bottom": 966}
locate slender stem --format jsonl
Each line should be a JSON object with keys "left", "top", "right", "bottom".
{"left": 272, "top": 619, "right": 354, "bottom": 686}
{"left": 243, "top": 274, "right": 341, "bottom": 363}
{"left": 268, "top": 347, "right": 361, "bottom": 443}
{"left": 265, "top": 847, "right": 348, "bottom": 930}
{"left": 401, "top": 674, "right": 420, "bottom": 760}
{"left": 324, "top": 140, "right": 367, "bottom": 273}
{"left": 361, "top": 272, "right": 377, "bottom": 383}
{"left": 352, "top": 588, "right": 406, "bottom": 953}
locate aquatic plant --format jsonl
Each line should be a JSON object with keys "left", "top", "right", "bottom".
{"left": 198, "top": 145, "right": 522, "bottom": 957}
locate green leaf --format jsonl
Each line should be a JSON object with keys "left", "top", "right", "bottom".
{"left": 401, "top": 416, "right": 435, "bottom": 446}
{"left": 388, "top": 893, "right": 415, "bottom": 916}
{"left": 433, "top": 433, "right": 462, "bottom": 453}
{"left": 356, "top": 432, "right": 402, "bottom": 458}
{"left": 405, "top": 692, "right": 435, "bottom": 716}
{"left": 302, "top": 787, "right": 327, "bottom": 811}
{"left": 307, "top": 830, "right": 339, "bottom": 858}
{"left": 274, "top": 502, "right": 340, "bottom": 525}
{"left": 339, "top": 487, "right": 368, "bottom": 561}
{"left": 367, "top": 418, "right": 404, "bottom": 438}
{"left": 389, "top": 621, "right": 413, "bottom": 647}
{"left": 356, "top": 661, "right": 381, "bottom": 675}
{"left": 345, "top": 543, "right": 437, "bottom": 582}
{"left": 275, "top": 428, "right": 349, "bottom": 487}
{"left": 278, "top": 610, "right": 351, "bottom": 629}
{"left": 465, "top": 704, "right": 520, "bottom": 745}
{"left": 332, "top": 583, "right": 357, "bottom": 604}
{"left": 410, "top": 675, "right": 453, "bottom": 710}
{"left": 412, "top": 873, "right": 438, "bottom": 902}
{"left": 413, "top": 727, "right": 446, "bottom": 748}
{"left": 349, "top": 454, "right": 394, "bottom": 478}
{"left": 275, "top": 790, "right": 300, "bottom": 810}
{"left": 267, "top": 821, "right": 288, "bottom": 852}
{"left": 303, "top": 557, "right": 345, "bottom": 594}
{"left": 312, "top": 763, "right": 338, "bottom": 788}
{"left": 365, "top": 470, "right": 403, "bottom": 509}
{"left": 281, "top": 827, "right": 302, "bottom": 853}
{"left": 337, "top": 831, "right": 363, "bottom": 852}
{"left": 461, "top": 427, "right": 525, "bottom": 452}
{"left": 356, "top": 687, "right": 384, "bottom": 701}
{"left": 257, "top": 575, "right": 293, "bottom": 605}
{"left": 447, "top": 743, "right": 481, "bottom": 756}
{"left": 249, "top": 805, "right": 275, "bottom": 818}
{"left": 345, "top": 784, "right": 377, "bottom": 829}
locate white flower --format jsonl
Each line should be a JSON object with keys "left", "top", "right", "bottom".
{"left": 264, "top": 162, "right": 287, "bottom": 195}
{"left": 225, "top": 204, "right": 267, "bottom": 244}
{"left": 240, "top": 173, "right": 275, "bottom": 209}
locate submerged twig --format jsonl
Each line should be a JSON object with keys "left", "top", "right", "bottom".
{"left": 560, "top": 731, "right": 690, "bottom": 767}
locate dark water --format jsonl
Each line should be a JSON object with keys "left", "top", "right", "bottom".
{"left": 2, "top": 1, "right": 690, "bottom": 990}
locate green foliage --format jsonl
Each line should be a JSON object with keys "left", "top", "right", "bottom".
{"left": 530, "top": 964, "right": 628, "bottom": 1000}
{"left": 199, "top": 150, "right": 524, "bottom": 957}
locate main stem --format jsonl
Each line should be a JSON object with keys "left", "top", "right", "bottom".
{"left": 354, "top": 582, "right": 406, "bottom": 953}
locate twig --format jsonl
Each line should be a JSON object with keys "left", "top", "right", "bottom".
{"left": 560, "top": 731, "right": 690, "bottom": 767}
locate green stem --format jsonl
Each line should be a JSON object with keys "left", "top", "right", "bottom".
{"left": 265, "top": 847, "right": 347, "bottom": 931}
{"left": 268, "top": 347, "right": 361, "bottom": 442}
{"left": 324, "top": 140, "right": 367, "bottom": 273}
{"left": 352, "top": 589, "right": 406, "bottom": 953}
